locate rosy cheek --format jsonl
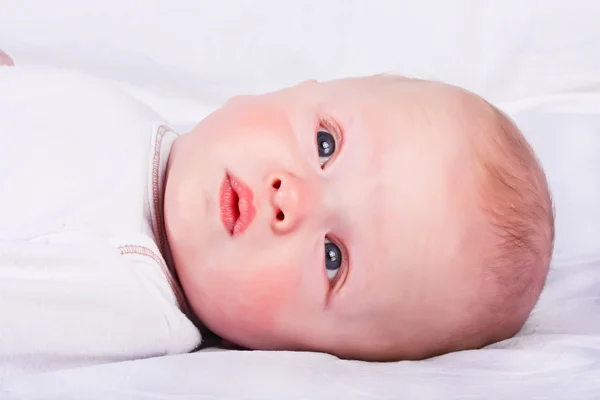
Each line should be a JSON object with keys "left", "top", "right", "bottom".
{"left": 237, "top": 264, "right": 297, "bottom": 326}
{"left": 197, "top": 260, "right": 301, "bottom": 347}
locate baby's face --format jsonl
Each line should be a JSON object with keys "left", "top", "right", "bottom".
{"left": 165, "top": 77, "right": 488, "bottom": 359}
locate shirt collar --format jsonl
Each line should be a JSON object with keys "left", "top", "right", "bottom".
{"left": 148, "top": 124, "right": 189, "bottom": 314}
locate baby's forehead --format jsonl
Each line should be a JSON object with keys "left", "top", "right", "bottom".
{"left": 333, "top": 81, "right": 486, "bottom": 258}
{"left": 313, "top": 76, "right": 407, "bottom": 101}
{"left": 316, "top": 77, "right": 484, "bottom": 190}
{"left": 317, "top": 76, "right": 487, "bottom": 115}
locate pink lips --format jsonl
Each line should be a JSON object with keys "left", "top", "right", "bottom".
{"left": 219, "top": 172, "right": 256, "bottom": 236}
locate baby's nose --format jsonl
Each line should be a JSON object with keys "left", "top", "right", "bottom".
{"left": 268, "top": 172, "right": 315, "bottom": 234}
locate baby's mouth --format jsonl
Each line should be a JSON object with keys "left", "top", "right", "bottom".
{"left": 219, "top": 172, "right": 255, "bottom": 236}
{"left": 220, "top": 174, "right": 240, "bottom": 235}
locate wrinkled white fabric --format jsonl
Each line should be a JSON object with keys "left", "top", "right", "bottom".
{"left": 0, "top": 67, "right": 200, "bottom": 383}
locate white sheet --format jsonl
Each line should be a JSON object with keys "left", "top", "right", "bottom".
{"left": 1, "top": 0, "right": 600, "bottom": 398}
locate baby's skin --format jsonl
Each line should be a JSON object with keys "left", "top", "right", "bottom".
{"left": 165, "top": 76, "right": 554, "bottom": 360}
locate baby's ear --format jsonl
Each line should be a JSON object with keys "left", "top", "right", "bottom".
{"left": 0, "top": 50, "right": 14, "bottom": 66}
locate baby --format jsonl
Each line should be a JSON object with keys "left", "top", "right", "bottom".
{"left": 0, "top": 51, "right": 554, "bottom": 377}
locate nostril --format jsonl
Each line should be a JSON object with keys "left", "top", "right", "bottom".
{"left": 276, "top": 210, "right": 285, "bottom": 221}
{"left": 272, "top": 179, "right": 281, "bottom": 189}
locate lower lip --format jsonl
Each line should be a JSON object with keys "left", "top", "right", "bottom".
{"left": 219, "top": 173, "right": 256, "bottom": 236}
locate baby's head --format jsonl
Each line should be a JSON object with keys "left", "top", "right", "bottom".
{"left": 164, "top": 76, "right": 554, "bottom": 361}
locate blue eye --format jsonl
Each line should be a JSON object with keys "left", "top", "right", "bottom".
{"left": 325, "top": 238, "right": 342, "bottom": 282}
{"left": 317, "top": 129, "right": 336, "bottom": 166}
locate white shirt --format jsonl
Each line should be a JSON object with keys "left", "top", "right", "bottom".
{"left": 0, "top": 66, "right": 201, "bottom": 382}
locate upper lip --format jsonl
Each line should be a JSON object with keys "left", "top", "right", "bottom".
{"left": 219, "top": 172, "right": 256, "bottom": 236}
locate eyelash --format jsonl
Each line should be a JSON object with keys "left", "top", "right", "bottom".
{"left": 315, "top": 116, "right": 348, "bottom": 292}
{"left": 318, "top": 116, "right": 343, "bottom": 169}
{"left": 326, "top": 235, "right": 349, "bottom": 291}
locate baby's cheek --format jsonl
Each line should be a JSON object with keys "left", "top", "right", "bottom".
{"left": 201, "top": 260, "right": 301, "bottom": 347}
{"left": 235, "top": 262, "right": 299, "bottom": 331}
